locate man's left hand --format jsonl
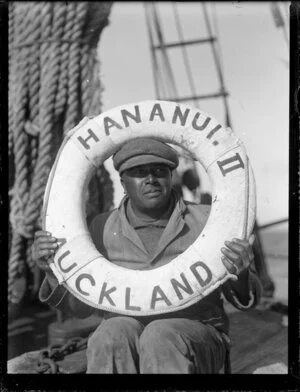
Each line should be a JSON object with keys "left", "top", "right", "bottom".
{"left": 221, "top": 234, "right": 255, "bottom": 276}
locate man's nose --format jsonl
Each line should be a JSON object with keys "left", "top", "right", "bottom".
{"left": 145, "top": 172, "right": 156, "bottom": 183}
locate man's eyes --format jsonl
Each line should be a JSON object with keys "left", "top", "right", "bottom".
{"left": 130, "top": 167, "right": 168, "bottom": 177}
{"left": 154, "top": 168, "right": 168, "bottom": 176}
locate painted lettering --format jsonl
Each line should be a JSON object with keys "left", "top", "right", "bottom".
{"left": 190, "top": 261, "right": 212, "bottom": 287}
{"left": 172, "top": 106, "right": 190, "bottom": 126}
{"left": 217, "top": 153, "right": 245, "bottom": 176}
{"left": 75, "top": 273, "right": 95, "bottom": 296}
{"left": 56, "top": 237, "right": 67, "bottom": 249}
{"left": 150, "top": 285, "right": 172, "bottom": 309}
{"left": 206, "top": 124, "right": 222, "bottom": 146}
{"left": 171, "top": 273, "right": 194, "bottom": 300}
{"left": 77, "top": 129, "right": 99, "bottom": 150}
{"left": 192, "top": 113, "right": 211, "bottom": 131}
{"left": 149, "top": 103, "right": 165, "bottom": 122}
{"left": 57, "top": 250, "right": 77, "bottom": 274}
{"left": 98, "top": 282, "right": 117, "bottom": 307}
{"left": 125, "top": 287, "right": 141, "bottom": 311}
{"left": 103, "top": 116, "right": 123, "bottom": 135}
{"left": 121, "top": 105, "right": 141, "bottom": 127}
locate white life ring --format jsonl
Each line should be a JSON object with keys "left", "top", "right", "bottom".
{"left": 42, "top": 100, "right": 256, "bottom": 316}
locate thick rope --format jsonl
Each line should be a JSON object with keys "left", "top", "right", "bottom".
{"left": 8, "top": 2, "right": 15, "bottom": 158}
{"left": 26, "top": 3, "right": 42, "bottom": 180}
{"left": 80, "top": 45, "right": 94, "bottom": 116}
{"left": 54, "top": 2, "right": 76, "bottom": 122}
{"left": 64, "top": 2, "right": 89, "bottom": 133}
{"left": 8, "top": 234, "right": 26, "bottom": 305}
{"left": 9, "top": 3, "right": 31, "bottom": 246}
{"left": 24, "top": 3, "right": 62, "bottom": 235}
{"left": 9, "top": 2, "right": 114, "bottom": 309}
{"left": 8, "top": 3, "right": 42, "bottom": 303}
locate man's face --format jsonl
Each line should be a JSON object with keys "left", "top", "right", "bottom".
{"left": 121, "top": 163, "right": 173, "bottom": 212}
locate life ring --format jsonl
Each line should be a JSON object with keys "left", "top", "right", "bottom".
{"left": 42, "top": 100, "right": 256, "bottom": 316}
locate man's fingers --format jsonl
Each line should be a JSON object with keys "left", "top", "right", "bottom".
{"left": 222, "top": 256, "right": 238, "bottom": 275}
{"left": 249, "top": 234, "right": 255, "bottom": 246}
{"left": 226, "top": 238, "right": 253, "bottom": 262}
{"left": 221, "top": 246, "right": 250, "bottom": 269}
{"left": 34, "top": 231, "right": 58, "bottom": 245}
{"left": 36, "top": 249, "right": 54, "bottom": 262}
{"left": 231, "top": 236, "right": 255, "bottom": 248}
{"left": 39, "top": 249, "right": 56, "bottom": 256}
{"left": 224, "top": 240, "right": 245, "bottom": 253}
{"left": 32, "top": 230, "right": 58, "bottom": 275}
{"left": 231, "top": 238, "right": 251, "bottom": 247}
{"left": 222, "top": 236, "right": 255, "bottom": 275}
{"left": 37, "top": 241, "right": 58, "bottom": 250}
{"left": 34, "top": 230, "right": 52, "bottom": 238}
{"left": 36, "top": 237, "right": 57, "bottom": 244}
{"left": 34, "top": 237, "right": 58, "bottom": 253}
{"left": 221, "top": 247, "right": 240, "bottom": 262}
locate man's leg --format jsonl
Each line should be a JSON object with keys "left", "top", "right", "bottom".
{"left": 86, "top": 316, "right": 144, "bottom": 373}
{"left": 139, "top": 318, "right": 227, "bottom": 374}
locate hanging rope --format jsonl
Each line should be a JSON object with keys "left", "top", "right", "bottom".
{"left": 8, "top": 2, "right": 114, "bottom": 313}
{"left": 26, "top": 3, "right": 42, "bottom": 181}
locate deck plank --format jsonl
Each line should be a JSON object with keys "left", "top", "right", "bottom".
{"left": 229, "top": 308, "right": 287, "bottom": 374}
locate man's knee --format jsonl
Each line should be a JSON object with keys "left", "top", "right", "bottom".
{"left": 140, "top": 319, "right": 180, "bottom": 351}
{"left": 139, "top": 319, "right": 196, "bottom": 373}
{"left": 139, "top": 319, "right": 226, "bottom": 373}
{"left": 88, "top": 316, "right": 144, "bottom": 351}
{"left": 87, "top": 317, "right": 144, "bottom": 373}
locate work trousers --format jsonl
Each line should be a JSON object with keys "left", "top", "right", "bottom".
{"left": 86, "top": 316, "right": 227, "bottom": 373}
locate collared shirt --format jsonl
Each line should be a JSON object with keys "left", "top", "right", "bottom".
{"left": 39, "top": 192, "right": 262, "bottom": 336}
{"left": 125, "top": 194, "right": 174, "bottom": 256}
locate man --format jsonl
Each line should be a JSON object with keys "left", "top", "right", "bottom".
{"left": 33, "top": 138, "right": 262, "bottom": 374}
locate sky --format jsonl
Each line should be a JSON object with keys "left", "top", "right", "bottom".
{"left": 97, "top": 1, "right": 289, "bottom": 226}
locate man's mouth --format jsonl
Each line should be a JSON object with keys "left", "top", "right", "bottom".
{"left": 144, "top": 188, "right": 161, "bottom": 196}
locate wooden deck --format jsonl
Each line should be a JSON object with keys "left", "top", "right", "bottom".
{"left": 228, "top": 302, "right": 288, "bottom": 373}
{"left": 7, "top": 301, "right": 288, "bottom": 374}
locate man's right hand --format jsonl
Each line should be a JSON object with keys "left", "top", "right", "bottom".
{"left": 33, "top": 230, "right": 94, "bottom": 318}
{"left": 32, "top": 230, "right": 59, "bottom": 274}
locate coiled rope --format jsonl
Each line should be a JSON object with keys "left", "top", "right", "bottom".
{"left": 8, "top": 1, "right": 114, "bottom": 312}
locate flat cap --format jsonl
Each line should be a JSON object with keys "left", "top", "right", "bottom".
{"left": 113, "top": 138, "right": 179, "bottom": 174}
